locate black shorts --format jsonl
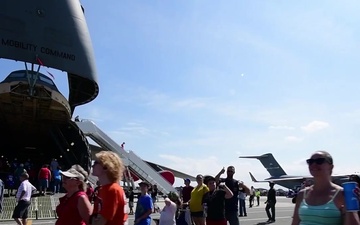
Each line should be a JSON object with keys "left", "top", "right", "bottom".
{"left": 12, "top": 200, "right": 31, "bottom": 219}
{"left": 191, "top": 211, "right": 204, "bottom": 218}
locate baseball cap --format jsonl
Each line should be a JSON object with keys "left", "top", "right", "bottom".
{"left": 139, "top": 181, "right": 150, "bottom": 187}
{"left": 60, "top": 168, "right": 85, "bottom": 181}
{"left": 184, "top": 178, "right": 191, "bottom": 182}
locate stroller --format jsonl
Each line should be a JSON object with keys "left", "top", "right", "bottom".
{"left": 153, "top": 204, "right": 191, "bottom": 225}
{"left": 176, "top": 205, "right": 191, "bottom": 225}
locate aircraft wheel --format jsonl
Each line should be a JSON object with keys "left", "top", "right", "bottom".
{"left": 292, "top": 196, "right": 296, "bottom": 204}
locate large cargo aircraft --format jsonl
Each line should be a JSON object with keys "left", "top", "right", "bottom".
{"left": 239, "top": 153, "right": 349, "bottom": 190}
{"left": 0, "top": 0, "right": 194, "bottom": 185}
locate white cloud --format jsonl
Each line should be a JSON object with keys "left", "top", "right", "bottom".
{"left": 301, "top": 121, "right": 330, "bottom": 133}
{"left": 285, "top": 136, "right": 303, "bottom": 142}
{"left": 268, "top": 125, "right": 295, "bottom": 130}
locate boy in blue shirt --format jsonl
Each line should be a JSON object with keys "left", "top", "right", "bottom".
{"left": 135, "top": 182, "right": 153, "bottom": 225}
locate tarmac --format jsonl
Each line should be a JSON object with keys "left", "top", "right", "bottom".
{"left": 0, "top": 196, "right": 295, "bottom": 225}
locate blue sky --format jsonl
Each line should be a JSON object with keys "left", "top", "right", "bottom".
{"left": 2, "top": 0, "right": 360, "bottom": 188}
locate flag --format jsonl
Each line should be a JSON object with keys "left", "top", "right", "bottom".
{"left": 36, "top": 56, "right": 55, "bottom": 80}
{"left": 36, "top": 57, "right": 44, "bottom": 66}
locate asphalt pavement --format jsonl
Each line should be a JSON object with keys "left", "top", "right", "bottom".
{"left": 0, "top": 196, "right": 295, "bottom": 225}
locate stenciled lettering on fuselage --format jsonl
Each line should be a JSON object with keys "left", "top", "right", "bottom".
{"left": 1, "top": 38, "right": 76, "bottom": 61}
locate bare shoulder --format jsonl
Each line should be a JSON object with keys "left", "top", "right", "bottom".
{"left": 332, "top": 183, "right": 343, "bottom": 190}
{"left": 298, "top": 186, "right": 312, "bottom": 195}
{"left": 332, "top": 183, "right": 344, "bottom": 196}
{"left": 78, "top": 194, "right": 90, "bottom": 204}
{"left": 332, "top": 183, "right": 345, "bottom": 210}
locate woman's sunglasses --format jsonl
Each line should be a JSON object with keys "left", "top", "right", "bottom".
{"left": 306, "top": 158, "right": 329, "bottom": 165}
{"left": 62, "top": 176, "right": 78, "bottom": 180}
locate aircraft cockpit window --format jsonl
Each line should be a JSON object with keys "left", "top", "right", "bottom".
{"left": 39, "top": 76, "right": 54, "bottom": 85}
{"left": 9, "top": 72, "right": 26, "bottom": 78}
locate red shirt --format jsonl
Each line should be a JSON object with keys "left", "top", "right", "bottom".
{"left": 38, "top": 168, "right": 51, "bottom": 179}
{"left": 56, "top": 191, "right": 87, "bottom": 225}
{"left": 92, "top": 183, "right": 128, "bottom": 225}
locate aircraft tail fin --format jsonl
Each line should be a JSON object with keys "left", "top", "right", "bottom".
{"left": 249, "top": 172, "right": 258, "bottom": 182}
{"left": 240, "top": 153, "right": 287, "bottom": 177}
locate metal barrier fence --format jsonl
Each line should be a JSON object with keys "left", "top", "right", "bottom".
{"left": 0, "top": 196, "right": 58, "bottom": 221}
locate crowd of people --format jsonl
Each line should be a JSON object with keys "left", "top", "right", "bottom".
{"left": 0, "top": 157, "right": 68, "bottom": 196}
{"left": 7, "top": 150, "right": 360, "bottom": 225}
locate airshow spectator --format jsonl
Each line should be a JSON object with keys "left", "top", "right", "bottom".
{"left": 90, "top": 151, "right": 128, "bottom": 225}
{"left": 238, "top": 184, "right": 247, "bottom": 217}
{"left": 159, "top": 197, "right": 177, "bottom": 225}
{"left": 215, "top": 166, "right": 250, "bottom": 225}
{"left": 291, "top": 151, "right": 360, "bottom": 225}
{"left": 265, "top": 182, "right": 276, "bottom": 223}
{"left": 255, "top": 189, "right": 261, "bottom": 206}
{"left": 189, "top": 174, "right": 209, "bottom": 225}
{"left": 128, "top": 187, "right": 135, "bottom": 215}
{"left": 50, "top": 159, "right": 59, "bottom": 173}
{"left": 24, "top": 159, "right": 32, "bottom": 171}
{"left": 249, "top": 186, "right": 255, "bottom": 208}
{"left": 14, "top": 164, "right": 26, "bottom": 181}
{"left": 38, "top": 164, "right": 51, "bottom": 195}
{"left": 55, "top": 165, "right": 92, "bottom": 225}
{"left": 134, "top": 182, "right": 153, "bottom": 225}
{"left": 53, "top": 166, "right": 62, "bottom": 194}
{"left": 182, "top": 178, "right": 194, "bottom": 203}
{"left": 6, "top": 174, "right": 15, "bottom": 196}
{"left": 12, "top": 173, "right": 36, "bottom": 225}
{"left": 203, "top": 176, "right": 233, "bottom": 225}
{"left": 151, "top": 185, "right": 158, "bottom": 213}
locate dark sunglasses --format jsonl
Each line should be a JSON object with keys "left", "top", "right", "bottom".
{"left": 306, "top": 158, "right": 329, "bottom": 165}
{"left": 62, "top": 176, "right": 78, "bottom": 180}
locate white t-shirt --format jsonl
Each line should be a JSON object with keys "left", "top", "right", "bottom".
{"left": 159, "top": 201, "right": 177, "bottom": 225}
{"left": 16, "top": 180, "right": 36, "bottom": 201}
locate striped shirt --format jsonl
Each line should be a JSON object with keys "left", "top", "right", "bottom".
{"left": 16, "top": 180, "right": 36, "bottom": 202}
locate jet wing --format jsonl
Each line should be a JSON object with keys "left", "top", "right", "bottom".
{"left": 144, "top": 160, "right": 196, "bottom": 181}
{"left": 249, "top": 172, "right": 350, "bottom": 183}
{"left": 249, "top": 172, "right": 307, "bottom": 183}
{"left": 89, "top": 144, "right": 196, "bottom": 181}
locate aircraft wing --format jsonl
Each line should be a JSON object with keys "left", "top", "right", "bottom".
{"left": 144, "top": 160, "right": 196, "bottom": 181}
{"left": 249, "top": 172, "right": 307, "bottom": 183}
{"left": 89, "top": 144, "right": 196, "bottom": 181}
{"left": 249, "top": 172, "right": 350, "bottom": 183}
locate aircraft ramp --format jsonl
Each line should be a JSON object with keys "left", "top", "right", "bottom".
{"left": 75, "top": 120, "right": 177, "bottom": 195}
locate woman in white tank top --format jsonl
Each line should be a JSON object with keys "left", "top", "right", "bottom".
{"left": 291, "top": 151, "right": 360, "bottom": 225}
